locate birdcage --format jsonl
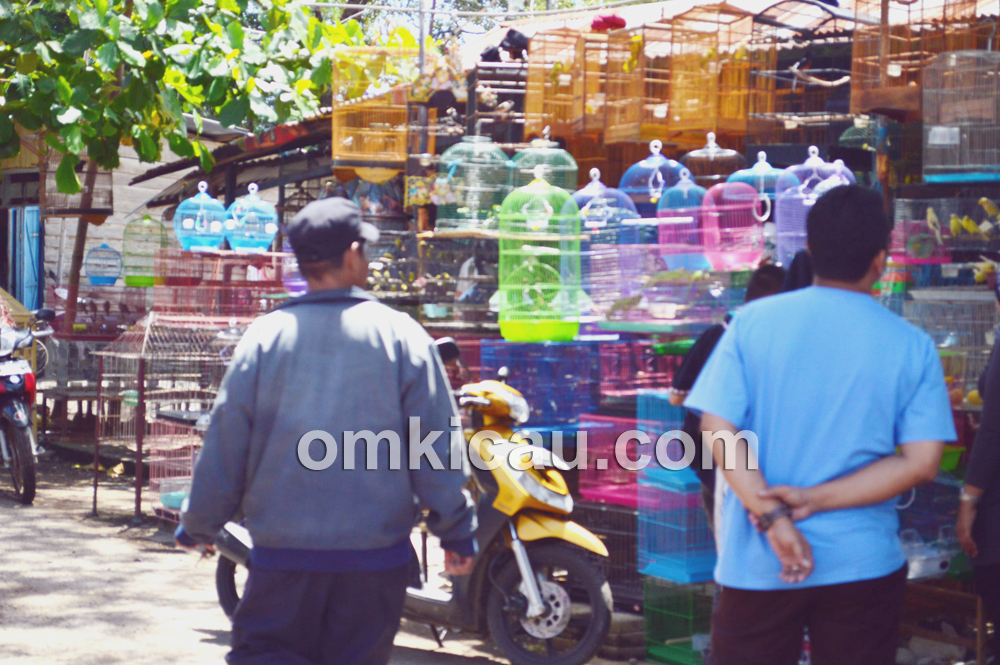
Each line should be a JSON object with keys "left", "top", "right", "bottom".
{"left": 152, "top": 249, "right": 287, "bottom": 317}
{"left": 122, "top": 216, "right": 169, "bottom": 287}
{"left": 497, "top": 168, "right": 584, "bottom": 342}
{"left": 95, "top": 314, "right": 251, "bottom": 518}
{"left": 698, "top": 181, "right": 769, "bottom": 271}
{"left": 727, "top": 151, "right": 784, "bottom": 200}
{"left": 746, "top": 0, "right": 857, "bottom": 147}
{"left": 619, "top": 141, "right": 684, "bottom": 219}
{"left": 680, "top": 132, "right": 748, "bottom": 189}
{"left": 572, "top": 501, "right": 643, "bottom": 611}
{"left": 668, "top": 4, "right": 756, "bottom": 142}
{"left": 895, "top": 195, "right": 1000, "bottom": 258}
{"left": 147, "top": 419, "right": 202, "bottom": 523}
{"left": 467, "top": 62, "right": 528, "bottom": 145}
{"left": 39, "top": 150, "right": 113, "bottom": 218}
{"left": 525, "top": 28, "right": 580, "bottom": 138}
{"left": 509, "top": 136, "right": 579, "bottom": 191}
{"left": 774, "top": 146, "right": 856, "bottom": 267}
{"left": 605, "top": 22, "right": 674, "bottom": 145}
{"left": 572, "top": 168, "right": 640, "bottom": 246}
{"left": 657, "top": 169, "right": 707, "bottom": 249}
{"left": 643, "top": 578, "right": 715, "bottom": 665}
{"left": 903, "top": 298, "right": 999, "bottom": 352}
{"left": 924, "top": 51, "right": 1000, "bottom": 184}
{"left": 172, "top": 181, "right": 226, "bottom": 252}
{"left": 573, "top": 32, "right": 610, "bottom": 135}
{"left": 45, "top": 283, "right": 152, "bottom": 337}
{"left": 598, "top": 340, "right": 683, "bottom": 407}
{"left": 225, "top": 183, "right": 279, "bottom": 253}
{"left": 850, "top": 0, "right": 987, "bottom": 117}
{"left": 85, "top": 244, "right": 123, "bottom": 286}
{"left": 577, "top": 415, "right": 657, "bottom": 508}
{"left": 434, "top": 136, "right": 512, "bottom": 231}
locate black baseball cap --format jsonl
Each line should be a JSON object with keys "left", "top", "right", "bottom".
{"left": 284, "top": 197, "right": 379, "bottom": 263}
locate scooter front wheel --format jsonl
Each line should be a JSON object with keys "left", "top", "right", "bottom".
{"left": 7, "top": 423, "right": 35, "bottom": 505}
{"left": 216, "top": 556, "right": 247, "bottom": 618}
{"left": 486, "top": 543, "right": 612, "bottom": 665}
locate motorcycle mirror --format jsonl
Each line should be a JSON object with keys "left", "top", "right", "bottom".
{"left": 435, "top": 337, "right": 461, "bottom": 364}
{"left": 498, "top": 366, "right": 509, "bottom": 383}
{"left": 32, "top": 308, "right": 56, "bottom": 322}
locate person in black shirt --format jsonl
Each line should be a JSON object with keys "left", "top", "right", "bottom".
{"left": 669, "top": 264, "right": 787, "bottom": 527}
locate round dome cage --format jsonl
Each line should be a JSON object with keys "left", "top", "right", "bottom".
{"left": 85, "top": 243, "right": 123, "bottom": 286}
{"left": 510, "top": 135, "right": 579, "bottom": 192}
{"left": 726, "top": 151, "right": 784, "bottom": 200}
{"left": 436, "top": 136, "right": 512, "bottom": 231}
{"left": 680, "top": 133, "right": 747, "bottom": 188}
{"left": 618, "top": 140, "right": 683, "bottom": 218}
{"left": 173, "top": 181, "right": 227, "bottom": 252}
{"left": 225, "top": 183, "right": 279, "bottom": 253}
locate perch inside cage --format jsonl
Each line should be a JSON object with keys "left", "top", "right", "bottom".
{"left": 173, "top": 181, "right": 226, "bottom": 252}
{"left": 619, "top": 141, "right": 684, "bottom": 219}
{"left": 85, "top": 244, "right": 123, "bottom": 287}
{"left": 435, "top": 135, "right": 512, "bottom": 231}
{"left": 525, "top": 28, "right": 581, "bottom": 138}
{"left": 122, "top": 216, "right": 168, "bottom": 288}
{"left": 225, "top": 183, "right": 279, "bottom": 253}
{"left": 604, "top": 22, "right": 674, "bottom": 144}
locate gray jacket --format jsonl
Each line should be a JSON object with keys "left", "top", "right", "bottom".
{"left": 181, "top": 287, "right": 477, "bottom": 551}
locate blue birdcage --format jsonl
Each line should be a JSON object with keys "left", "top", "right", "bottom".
{"left": 656, "top": 169, "right": 707, "bottom": 255}
{"left": 225, "top": 183, "right": 279, "bottom": 253}
{"left": 173, "top": 181, "right": 226, "bottom": 252}
{"left": 85, "top": 243, "right": 123, "bottom": 286}
{"left": 726, "top": 151, "right": 783, "bottom": 201}
{"left": 619, "top": 140, "right": 683, "bottom": 219}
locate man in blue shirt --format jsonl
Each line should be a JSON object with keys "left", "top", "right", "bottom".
{"left": 686, "top": 185, "right": 955, "bottom": 665}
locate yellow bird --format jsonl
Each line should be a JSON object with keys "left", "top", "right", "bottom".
{"left": 950, "top": 214, "right": 963, "bottom": 236}
{"left": 962, "top": 215, "right": 983, "bottom": 237}
{"left": 926, "top": 207, "right": 943, "bottom": 244}
{"left": 980, "top": 197, "right": 1000, "bottom": 218}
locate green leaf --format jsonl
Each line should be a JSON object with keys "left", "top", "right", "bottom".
{"left": 249, "top": 92, "right": 278, "bottom": 123}
{"left": 96, "top": 42, "right": 120, "bottom": 72}
{"left": 0, "top": 115, "right": 13, "bottom": 144}
{"left": 310, "top": 57, "right": 331, "bottom": 87}
{"left": 289, "top": 7, "right": 309, "bottom": 42}
{"left": 216, "top": 95, "right": 249, "bottom": 128}
{"left": 78, "top": 10, "right": 101, "bottom": 30}
{"left": 206, "top": 76, "right": 227, "bottom": 104}
{"left": 0, "top": 130, "right": 21, "bottom": 161}
{"left": 168, "top": 131, "right": 195, "bottom": 158}
{"left": 61, "top": 125, "right": 85, "bottom": 153}
{"left": 56, "top": 77, "right": 73, "bottom": 104}
{"left": 16, "top": 52, "right": 38, "bottom": 75}
{"left": 217, "top": 0, "right": 239, "bottom": 11}
{"left": 226, "top": 22, "right": 244, "bottom": 50}
{"left": 145, "top": 1, "right": 164, "bottom": 29}
{"left": 44, "top": 132, "right": 66, "bottom": 153}
{"left": 206, "top": 55, "right": 229, "bottom": 78}
{"left": 64, "top": 30, "right": 101, "bottom": 57}
{"left": 197, "top": 141, "right": 214, "bottom": 173}
{"left": 56, "top": 107, "right": 83, "bottom": 125}
{"left": 35, "top": 42, "right": 52, "bottom": 65}
{"left": 135, "top": 130, "right": 158, "bottom": 161}
{"left": 36, "top": 78, "right": 57, "bottom": 94}
{"left": 95, "top": 0, "right": 110, "bottom": 18}
{"left": 12, "top": 110, "right": 43, "bottom": 132}
{"left": 55, "top": 153, "right": 82, "bottom": 195}
{"left": 118, "top": 41, "right": 147, "bottom": 67}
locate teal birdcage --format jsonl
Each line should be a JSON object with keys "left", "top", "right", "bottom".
{"left": 498, "top": 166, "right": 584, "bottom": 342}
{"left": 657, "top": 168, "right": 707, "bottom": 254}
{"left": 85, "top": 243, "right": 123, "bottom": 286}
{"left": 509, "top": 135, "right": 578, "bottom": 191}
{"left": 122, "top": 216, "right": 168, "bottom": 287}
{"left": 173, "top": 181, "right": 226, "bottom": 252}
{"left": 225, "top": 183, "right": 279, "bottom": 253}
{"left": 726, "top": 151, "right": 783, "bottom": 201}
{"left": 435, "top": 136, "right": 511, "bottom": 231}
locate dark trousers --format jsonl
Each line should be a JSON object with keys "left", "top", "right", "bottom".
{"left": 227, "top": 564, "right": 409, "bottom": 665}
{"left": 976, "top": 564, "right": 1000, "bottom": 658}
{"left": 710, "top": 566, "right": 908, "bottom": 665}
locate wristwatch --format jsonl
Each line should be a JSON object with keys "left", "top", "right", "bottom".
{"left": 756, "top": 503, "right": 793, "bottom": 533}
{"left": 960, "top": 489, "right": 981, "bottom": 505}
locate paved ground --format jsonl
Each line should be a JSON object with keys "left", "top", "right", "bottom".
{"left": 0, "top": 456, "right": 624, "bottom": 664}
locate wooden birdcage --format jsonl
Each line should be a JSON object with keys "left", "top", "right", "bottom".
{"left": 668, "top": 3, "right": 756, "bottom": 145}
{"left": 605, "top": 22, "right": 673, "bottom": 145}
{"left": 39, "top": 150, "right": 113, "bottom": 219}
{"left": 850, "top": 0, "right": 989, "bottom": 118}
{"left": 573, "top": 32, "right": 610, "bottom": 136}
{"left": 747, "top": 0, "right": 858, "bottom": 149}
{"left": 525, "top": 28, "right": 581, "bottom": 138}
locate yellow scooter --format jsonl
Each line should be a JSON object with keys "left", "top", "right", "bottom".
{"left": 403, "top": 339, "right": 612, "bottom": 665}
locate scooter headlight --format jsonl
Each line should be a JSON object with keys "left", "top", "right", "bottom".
{"left": 517, "top": 468, "right": 573, "bottom": 514}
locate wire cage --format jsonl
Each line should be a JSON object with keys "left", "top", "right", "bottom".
{"left": 889, "top": 198, "right": 965, "bottom": 263}
{"left": 510, "top": 137, "right": 579, "bottom": 191}
{"left": 497, "top": 171, "right": 584, "bottom": 342}
{"left": 657, "top": 169, "right": 708, "bottom": 251}
{"left": 726, "top": 151, "right": 784, "bottom": 201}
{"left": 152, "top": 250, "right": 287, "bottom": 318}
{"left": 898, "top": 472, "right": 962, "bottom": 543}
{"left": 467, "top": 62, "right": 528, "bottom": 145}
{"left": 643, "top": 578, "right": 715, "bottom": 665}
{"left": 573, "top": 168, "right": 640, "bottom": 245}
{"left": 572, "top": 501, "right": 644, "bottom": 611}
{"left": 605, "top": 22, "right": 674, "bottom": 145}
{"left": 573, "top": 32, "right": 610, "bottom": 136}
{"left": 418, "top": 237, "right": 499, "bottom": 324}
{"left": 45, "top": 284, "right": 152, "bottom": 337}
{"left": 680, "top": 132, "right": 748, "bottom": 189}
{"left": 638, "top": 466, "right": 717, "bottom": 584}
{"left": 147, "top": 419, "right": 202, "bottom": 523}
{"left": 697, "top": 181, "right": 769, "bottom": 271}
{"left": 923, "top": 50, "right": 1000, "bottom": 184}
{"left": 173, "top": 181, "right": 227, "bottom": 252}
{"left": 774, "top": 146, "right": 856, "bottom": 267}
{"left": 903, "top": 298, "right": 998, "bottom": 352}
{"left": 599, "top": 341, "right": 684, "bottom": 408}
{"left": 225, "top": 183, "right": 280, "bottom": 253}
{"left": 479, "top": 340, "right": 598, "bottom": 424}
{"left": 434, "top": 136, "right": 512, "bottom": 231}
{"left": 619, "top": 141, "right": 684, "bottom": 219}
{"left": 746, "top": 0, "right": 857, "bottom": 148}
{"left": 85, "top": 244, "right": 123, "bottom": 286}
{"left": 525, "top": 28, "right": 581, "bottom": 138}
{"left": 39, "top": 150, "right": 114, "bottom": 218}
{"left": 668, "top": 4, "right": 756, "bottom": 142}
{"left": 578, "top": 414, "right": 656, "bottom": 507}
{"left": 122, "top": 216, "right": 169, "bottom": 287}
{"left": 850, "top": 0, "right": 988, "bottom": 117}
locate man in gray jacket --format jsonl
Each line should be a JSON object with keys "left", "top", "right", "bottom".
{"left": 175, "top": 197, "right": 477, "bottom": 665}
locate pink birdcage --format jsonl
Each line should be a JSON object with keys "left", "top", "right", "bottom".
{"left": 147, "top": 418, "right": 202, "bottom": 523}
{"left": 697, "top": 181, "right": 769, "bottom": 271}
{"left": 578, "top": 414, "right": 664, "bottom": 508}
{"left": 599, "top": 341, "right": 683, "bottom": 407}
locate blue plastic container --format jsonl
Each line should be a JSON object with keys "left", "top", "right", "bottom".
{"left": 225, "top": 183, "right": 279, "bottom": 253}
{"left": 173, "top": 181, "right": 226, "bottom": 252}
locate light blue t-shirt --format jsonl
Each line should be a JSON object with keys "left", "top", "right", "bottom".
{"left": 686, "top": 286, "right": 956, "bottom": 590}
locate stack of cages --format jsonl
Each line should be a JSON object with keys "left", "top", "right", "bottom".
{"left": 434, "top": 136, "right": 511, "bottom": 231}
{"left": 923, "top": 50, "right": 1000, "bottom": 184}
{"left": 572, "top": 499, "right": 644, "bottom": 612}
{"left": 479, "top": 340, "right": 597, "bottom": 427}
{"left": 96, "top": 314, "right": 252, "bottom": 511}
{"left": 667, "top": 4, "right": 756, "bottom": 147}
{"left": 643, "top": 577, "right": 715, "bottom": 665}
{"left": 467, "top": 61, "right": 528, "bottom": 144}
{"left": 637, "top": 392, "right": 717, "bottom": 586}
{"left": 525, "top": 28, "right": 581, "bottom": 139}
{"left": 577, "top": 413, "right": 667, "bottom": 508}
{"left": 497, "top": 170, "right": 584, "bottom": 342}
{"left": 598, "top": 339, "right": 684, "bottom": 410}
{"left": 747, "top": 0, "right": 858, "bottom": 153}
{"left": 418, "top": 236, "right": 498, "bottom": 324}
{"left": 605, "top": 22, "right": 674, "bottom": 145}
{"left": 850, "top": 0, "right": 990, "bottom": 118}
{"left": 573, "top": 32, "right": 610, "bottom": 136}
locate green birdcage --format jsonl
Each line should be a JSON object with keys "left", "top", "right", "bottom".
{"left": 509, "top": 136, "right": 578, "bottom": 191}
{"left": 435, "top": 136, "right": 512, "bottom": 231}
{"left": 122, "top": 216, "right": 169, "bottom": 287}
{"left": 497, "top": 166, "right": 584, "bottom": 342}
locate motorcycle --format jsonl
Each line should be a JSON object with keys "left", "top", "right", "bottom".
{"left": 0, "top": 309, "right": 56, "bottom": 505}
{"left": 210, "top": 338, "right": 612, "bottom": 665}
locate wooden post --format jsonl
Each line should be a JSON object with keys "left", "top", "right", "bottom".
{"left": 134, "top": 357, "right": 146, "bottom": 524}
{"left": 92, "top": 355, "right": 103, "bottom": 516}
{"left": 62, "top": 161, "right": 102, "bottom": 330}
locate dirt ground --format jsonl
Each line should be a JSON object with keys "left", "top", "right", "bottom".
{"left": 0, "top": 455, "right": 593, "bottom": 665}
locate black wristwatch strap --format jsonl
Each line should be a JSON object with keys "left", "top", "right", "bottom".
{"left": 756, "top": 503, "right": 792, "bottom": 533}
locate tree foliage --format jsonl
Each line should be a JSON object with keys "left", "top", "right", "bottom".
{"left": 0, "top": 0, "right": 414, "bottom": 193}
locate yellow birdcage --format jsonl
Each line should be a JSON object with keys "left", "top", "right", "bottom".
{"left": 605, "top": 22, "right": 674, "bottom": 144}
{"left": 850, "top": 0, "right": 990, "bottom": 118}
{"left": 573, "top": 32, "right": 610, "bottom": 136}
{"left": 525, "top": 28, "right": 581, "bottom": 138}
